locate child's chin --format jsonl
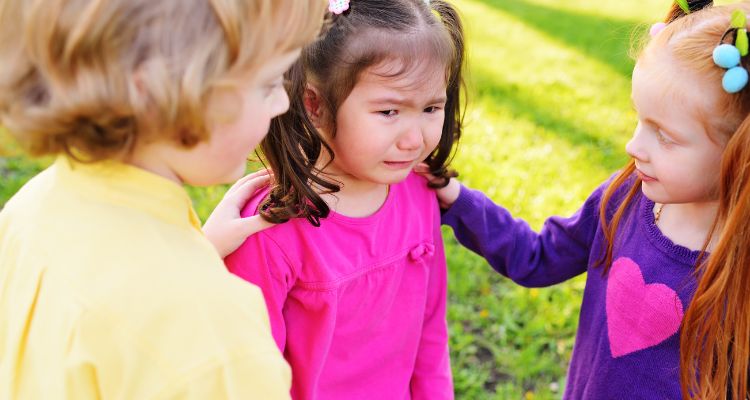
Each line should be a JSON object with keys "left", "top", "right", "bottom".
{"left": 640, "top": 186, "right": 667, "bottom": 205}
{"left": 376, "top": 170, "right": 413, "bottom": 185}
{"left": 227, "top": 165, "right": 248, "bottom": 182}
{"left": 186, "top": 165, "right": 246, "bottom": 187}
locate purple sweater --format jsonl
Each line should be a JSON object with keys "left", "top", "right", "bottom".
{"left": 442, "top": 177, "right": 700, "bottom": 399}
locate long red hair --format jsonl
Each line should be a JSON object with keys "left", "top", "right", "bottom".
{"left": 599, "top": 3, "right": 750, "bottom": 398}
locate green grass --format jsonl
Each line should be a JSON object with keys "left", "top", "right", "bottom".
{"left": 0, "top": 131, "right": 46, "bottom": 208}
{"left": 441, "top": 1, "right": 638, "bottom": 396}
{"left": 0, "top": 0, "right": 734, "bottom": 397}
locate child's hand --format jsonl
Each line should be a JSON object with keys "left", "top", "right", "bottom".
{"left": 413, "top": 163, "right": 461, "bottom": 210}
{"left": 203, "top": 170, "right": 274, "bottom": 258}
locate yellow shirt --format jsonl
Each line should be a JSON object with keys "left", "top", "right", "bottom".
{"left": 0, "top": 157, "right": 291, "bottom": 399}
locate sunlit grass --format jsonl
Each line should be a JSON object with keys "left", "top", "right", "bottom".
{"left": 445, "top": 0, "right": 657, "bottom": 397}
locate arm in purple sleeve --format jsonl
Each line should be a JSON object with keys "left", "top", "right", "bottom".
{"left": 441, "top": 184, "right": 606, "bottom": 287}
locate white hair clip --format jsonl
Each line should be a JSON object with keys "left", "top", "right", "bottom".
{"left": 328, "top": 0, "right": 350, "bottom": 15}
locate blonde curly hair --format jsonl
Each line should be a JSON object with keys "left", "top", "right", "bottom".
{"left": 0, "top": 0, "right": 327, "bottom": 162}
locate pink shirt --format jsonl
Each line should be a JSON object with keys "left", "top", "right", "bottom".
{"left": 225, "top": 173, "right": 453, "bottom": 399}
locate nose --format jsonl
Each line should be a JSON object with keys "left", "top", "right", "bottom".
{"left": 625, "top": 123, "right": 648, "bottom": 162}
{"left": 397, "top": 123, "right": 423, "bottom": 152}
{"left": 272, "top": 88, "right": 291, "bottom": 118}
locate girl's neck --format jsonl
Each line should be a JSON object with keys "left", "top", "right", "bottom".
{"left": 318, "top": 167, "right": 389, "bottom": 219}
{"left": 656, "top": 200, "right": 720, "bottom": 252}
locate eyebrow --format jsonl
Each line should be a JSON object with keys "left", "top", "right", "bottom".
{"left": 368, "top": 96, "right": 448, "bottom": 106}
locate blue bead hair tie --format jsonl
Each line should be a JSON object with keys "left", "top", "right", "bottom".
{"left": 714, "top": 10, "right": 749, "bottom": 94}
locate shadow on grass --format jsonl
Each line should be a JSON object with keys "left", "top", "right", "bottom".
{"left": 475, "top": 0, "right": 647, "bottom": 77}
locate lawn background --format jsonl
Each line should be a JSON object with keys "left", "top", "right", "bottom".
{"left": 0, "top": 0, "right": 734, "bottom": 398}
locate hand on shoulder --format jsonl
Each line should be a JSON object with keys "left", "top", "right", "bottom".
{"left": 203, "top": 169, "right": 275, "bottom": 258}
{"left": 413, "top": 163, "right": 461, "bottom": 210}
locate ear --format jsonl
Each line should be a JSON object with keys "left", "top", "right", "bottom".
{"left": 303, "top": 84, "right": 326, "bottom": 129}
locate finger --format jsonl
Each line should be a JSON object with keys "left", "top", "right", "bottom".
{"left": 226, "top": 169, "right": 270, "bottom": 196}
{"left": 225, "top": 175, "right": 271, "bottom": 207}
{"left": 413, "top": 163, "right": 430, "bottom": 173}
{"left": 238, "top": 214, "right": 276, "bottom": 237}
{"left": 413, "top": 163, "right": 438, "bottom": 181}
{"left": 226, "top": 169, "right": 271, "bottom": 196}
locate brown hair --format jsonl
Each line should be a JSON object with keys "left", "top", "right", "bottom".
{"left": 0, "top": 0, "right": 327, "bottom": 162}
{"left": 597, "top": 2, "right": 750, "bottom": 398}
{"left": 259, "top": 0, "right": 466, "bottom": 226}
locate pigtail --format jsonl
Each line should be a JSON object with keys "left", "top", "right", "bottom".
{"left": 680, "top": 114, "right": 750, "bottom": 400}
{"left": 424, "top": 0, "right": 465, "bottom": 188}
{"left": 596, "top": 161, "right": 642, "bottom": 274}
{"left": 665, "top": 0, "right": 713, "bottom": 23}
{"left": 258, "top": 60, "right": 339, "bottom": 227}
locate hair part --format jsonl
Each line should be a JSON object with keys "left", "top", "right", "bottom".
{"left": 259, "top": 0, "right": 466, "bottom": 226}
{"left": 596, "top": 2, "right": 750, "bottom": 398}
{"left": 0, "top": 0, "right": 327, "bottom": 162}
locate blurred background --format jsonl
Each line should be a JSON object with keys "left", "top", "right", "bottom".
{"left": 0, "top": 0, "right": 734, "bottom": 398}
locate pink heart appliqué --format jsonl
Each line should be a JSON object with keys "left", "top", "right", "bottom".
{"left": 606, "top": 257, "right": 684, "bottom": 358}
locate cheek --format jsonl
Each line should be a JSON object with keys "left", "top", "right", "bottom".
{"left": 691, "top": 145, "right": 723, "bottom": 173}
{"left": 701, "top": 153, "right": 724, "bottom": 187}
{"left": 332, "top": 133, "right": 375, "bottom": 159}
{"left": 210, "top": 118, "right": 264, "bottom": 162}
{"left": 235, "top": 102, "right": 272, "bottom": 148}
{"left": 424, "top": 116, "right": 445, "bottom": 151}
{"left": 333, "top": 113, "right": 381, "bottom": 149}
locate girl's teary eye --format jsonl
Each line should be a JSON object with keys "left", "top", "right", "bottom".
{"left": 379, "top": 110, "right": 398, "bottom": 117}
{"left": 424, "top": 106, "right": 442, "bottom": 113}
